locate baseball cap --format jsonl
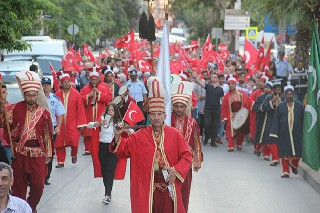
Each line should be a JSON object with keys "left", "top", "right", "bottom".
{"left": 41, "top": 77, "right": 51, "bottom": 84}
{"left": 279, "top": 51, "right": 285, "bottom": 55}
{"left": 129, "top": 70, "right": 138, "bottom": 76}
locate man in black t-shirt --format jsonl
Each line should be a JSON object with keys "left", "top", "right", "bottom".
{"left": 192, "top": 72, "right": 224, "bottom": 147}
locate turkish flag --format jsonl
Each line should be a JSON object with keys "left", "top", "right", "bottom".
{"left": 201, "top": 34, "right": 213, "bottom": 54}
{"left": 243, "top": 38, "right": 259, "bottom": 69}
{"left": 123, "top": 102, "right": 145, "bottom": 125}
{"left": 83, "top": 43, "right": 95, "bottom": 62}
{"left": 135, "top": 51, "right": 153, "bottom": 72}
{"left": 170, "top": 60, "right": 184, "bottom": 74}
{"left": 49, "top": 62, "right": 60, "bottom": 92}
{"left": 114, "top": 29, "right": 134, "bottom": 49}
{"left": 254, "top": 36, "right": 265, "bottom": 71}
{"left": 263, "top": 38, "right": 272, "bottom": 72}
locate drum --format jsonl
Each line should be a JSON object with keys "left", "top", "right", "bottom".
{"left": 232, "top": 108, "right": 249, "bottom": 130}
{"left": 112, "top": 96, "right": 124, "bottom": 108}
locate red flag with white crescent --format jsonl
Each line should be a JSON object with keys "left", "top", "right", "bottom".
{"left": 83, "top": 43, "right": 95, "bottom": 62}
{"left": 254, "top": 36, "right": 265, "bottom": 71}
{"left": 49, "top": 62, "right": 60, "bottom": 92}
{"left": 201, "top": 34, "right": 213, "bottom": 54}
{"left": 123, "top": 102, "right": 145, "bottom": 125}
{"left": 243, "top": 38, "right": 259, "bottom": 69}
{"left": 114, "top": 30, "right": 135, "bottom": 49}
{"left": 263, "top": 38, "right": 273, "bottom": 72}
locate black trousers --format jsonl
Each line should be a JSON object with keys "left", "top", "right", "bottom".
{"left": 46, "top": 131, "right": 57, "bottom": 180}
{"left": 198, "top": 114, "right": 205, "bottom": 137}
{"left": 137, "top": 101, "right": 145, "bottom": 125}
{"left": 98, "top": 142, "right": 118, "bottom": 196}
{"left": 204, "top": 110, "right": 220, "bottom": 142}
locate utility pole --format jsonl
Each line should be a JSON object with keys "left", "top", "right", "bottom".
{"left": 58, "top": 0, "right": 61, "bottom": 39}
{"left": 234, "top": 0, "right": 241, "bottom": 52}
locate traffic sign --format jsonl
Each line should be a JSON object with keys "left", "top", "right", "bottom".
{"left": 246, "top": 27, "right": 258, "bottom": 39}
{"left": 67, "top": 24, "right": 79, "bottom": 36}
{"left": 224, "top": 9, "right": 250, "bottom": 30}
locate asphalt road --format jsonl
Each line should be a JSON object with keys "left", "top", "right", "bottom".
{"left": 37, "top": 138, "right": 320, "bottom": 213}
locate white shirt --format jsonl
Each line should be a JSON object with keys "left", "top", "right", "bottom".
{"left": 87, "top": 121, "right": 114, "bottom": 143}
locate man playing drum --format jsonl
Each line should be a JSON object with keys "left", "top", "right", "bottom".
{"left": 221, "top": 75, "right": 248, "bottom": 152}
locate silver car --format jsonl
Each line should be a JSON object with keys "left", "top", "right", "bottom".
{"left": 0, "top": 61, "right": 44, "bottom": 104}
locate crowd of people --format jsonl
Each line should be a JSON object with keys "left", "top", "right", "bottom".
{"left": 0, "top": 43, "right": 308, "bottom": 213}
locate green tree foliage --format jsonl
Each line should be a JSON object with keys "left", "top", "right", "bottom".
{"left": 44, "top": 0, "right": 139, "bottom": 48}
{"left": 0, "top": 0, "right": 57, "bottom": 52}
{"left": 242, "top": 0, "right": 318, "bottom": 66}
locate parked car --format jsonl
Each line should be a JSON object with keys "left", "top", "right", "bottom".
{"left": 0, "top": 61, "right": 44, "bottom": 104}
{"left": 2, "top": 36, "right": 67, "bottom": 76}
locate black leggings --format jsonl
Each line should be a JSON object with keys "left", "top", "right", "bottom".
{"left": 98, "top": 142, "right": 118, "bottom": 196}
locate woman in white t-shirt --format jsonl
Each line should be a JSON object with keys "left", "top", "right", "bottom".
{"left": 87, "top": 103, "right": 123, "bottom": 205}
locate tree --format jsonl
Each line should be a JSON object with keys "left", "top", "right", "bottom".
{"left": 0, "top": 0, "right": 57, "bottom": 52}
{"left": 242, "top": 0, "right": 319, "bottom": 67}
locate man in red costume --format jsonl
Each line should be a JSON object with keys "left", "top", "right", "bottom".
{"left": 222, "top": 75, "right": 248, "bottom": 152}
{"left": 246, "top": 74, "right": 268, "bottom": 154}
{"left": 0, "top": 71, "right": 53, "bottom": 213}
{"left": 80, "top": 70, "right": 112, "bottom": 155}
{"left": 171, "top": 92, "right": 203, "bottom": 213}
{"left": 55, "top": 74, "right": 87, "bottom": 168}
{"left": 111, "top": 77, "right": 192, "bottom": 213}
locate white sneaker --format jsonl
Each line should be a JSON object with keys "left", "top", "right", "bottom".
{"left": 102, "top": 196, "right": 110, "bottom": 204}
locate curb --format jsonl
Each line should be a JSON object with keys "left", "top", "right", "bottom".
{"left": 299, "top": 162, "right": 320, "bottom": 194}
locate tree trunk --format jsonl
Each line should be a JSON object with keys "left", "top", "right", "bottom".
{"left": 294, "top": 27, "right": 312, "bottom": 69}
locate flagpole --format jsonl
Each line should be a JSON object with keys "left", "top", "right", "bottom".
{"left": 147, "top": 0, "right": 155, "bottom": 76}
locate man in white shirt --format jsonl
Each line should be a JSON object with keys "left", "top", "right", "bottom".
{"left": 0, "top": 162, "right": 32, "bottom": 213}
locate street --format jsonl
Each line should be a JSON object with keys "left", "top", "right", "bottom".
{"left": 38, "top": 138, "right": 320, "bottom": 213}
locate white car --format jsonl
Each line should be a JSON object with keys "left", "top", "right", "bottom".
{"left": 0, "top": 61, "right": 44, "bottom": 104}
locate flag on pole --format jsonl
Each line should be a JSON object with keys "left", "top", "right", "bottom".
{"left": 302, "top": 22, "right": 320, "bottom": 171}
{"left": 243, "top": 38, "right": 259, "bottom": 69}
{"left": 123, "top": 102, "right": 145, "bottom": 126}
{"left": 156, "top": 20, "right": 171, "bottom": 125}
{"left": 49, "top": 62, "right": 60, "bottom": 92}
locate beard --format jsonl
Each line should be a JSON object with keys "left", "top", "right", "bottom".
{"left": 26, "top": 99, "right": 36, "bottom": 106}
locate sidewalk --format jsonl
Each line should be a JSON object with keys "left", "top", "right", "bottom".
{"left": 299, "top": 162, "right": 320, "bottom": 193}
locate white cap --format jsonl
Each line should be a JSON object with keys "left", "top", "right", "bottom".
{"left": 284, "top": 82, "right": 294, "bottom": 93}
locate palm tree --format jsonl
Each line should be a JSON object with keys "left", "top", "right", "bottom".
{"left": 242, "top": 0, "right": 320, "bottom": 68}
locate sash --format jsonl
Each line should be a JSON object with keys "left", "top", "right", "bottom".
{"left": 16, "top": 106, "right": 45, "bottom": 153}
{"left": 184, "top": 118, "right": 194, "bottom": 151}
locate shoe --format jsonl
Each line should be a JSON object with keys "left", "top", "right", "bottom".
{"left": 227, "top": 148, "right": 234, "bottom": 152}
{"left": 216, "top": 138, "right": 223, "bottom": 144}
{"left": 211, "top": 142, "right": 217, "bottom": 147}
{"left": 83, "top": 152, "right": 91, "bottom": 156}
{"left": 236, "top": 146, "right": 242, "bottom": 151}
{"left": 270, "top": 162, "right": 278, "bottom": 166}
{"left": 253, "top": 150, "right": 257, "bottom": 155}
{"left": 102, "top": 195, "right": 111, "bottom": 204}
{"left": 44, "top": 179, "right": 51, "bottom": 185}
{"left": 72, "top": 156, "right": 77, "bottom": 164}
{"left": 264, "top": 157, "right": 271, "bottom": 161}
{"left": 289, "top": 163, "right": 298, "bottom": 175}
{"left": 281, "top": 173, "right": 289, "bottom": 178}
{"left": 256, "top": 151, "right": 261, "bottom": 157}
{"left": 55, "top": 163, "right": 64, "bottom": 168}
{"left": 203, "top": 139, "right": 208, "bottom": 145}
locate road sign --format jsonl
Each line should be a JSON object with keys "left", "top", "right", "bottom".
{"left": 67, "top": 24, "right": 79, "bottom": 36}
{"left": 211, "top": 28, "right": 223, "bottom": 39}
{"left": 224, "top": 9, "right": 250, "bottom": 30}
{"left": 246, "top": 27, "right": 258, "bottom": 39}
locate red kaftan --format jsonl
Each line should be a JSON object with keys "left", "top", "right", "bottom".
{"left": 221, "top": 90, "right": 248, "bottom": 139}
{"left": 80, "top": 83, "right": 112, "bottom": 137}
{"left": 55, "top": 88, "right": 87, "bottom": 148}
{"left": 171, "top": 114, "right": 203, "bottom": 212}
{"left": 246, "top": 88, "right": 263, "bottom": 140}
{"left": 110, "top": 125, "right": 192, "bottom": 213}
